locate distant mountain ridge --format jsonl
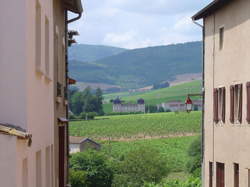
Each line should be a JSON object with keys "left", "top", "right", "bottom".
{"left": 69, "top": 44, "right": 127, "bottom": 62}
{"left": 69, "top": 41, "right": 202, "bottom": 89}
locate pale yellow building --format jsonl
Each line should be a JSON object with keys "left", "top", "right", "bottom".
{"left": 193, "top": 0, "right": 250, "bottom": 186}
{"left": 0, "top": 0, "right": 82, "bottom": 187}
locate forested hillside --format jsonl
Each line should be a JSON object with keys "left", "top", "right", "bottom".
{"left": 69, "top": 41, "right": 202, "bottom": 89}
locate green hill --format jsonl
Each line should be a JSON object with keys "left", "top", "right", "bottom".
{"left": 103, "top": 80, "right": 202, "bottom": 113}
{"left": 69, "top": 42, "right": 202, "bottom": 89}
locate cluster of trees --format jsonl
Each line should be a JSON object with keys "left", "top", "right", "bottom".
{"left": 69, "top": 87, "right": 104, "bottom": 119}
{"left": 69, "top": 137, "right": 202, "bottom": 187}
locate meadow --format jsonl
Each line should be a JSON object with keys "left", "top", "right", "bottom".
{"left": 103, "top": 80, "right": 202, "bottom": 113}
{"left": 69, "top": 112, "right": 201, "bottom": 139}
{"left": 101, "top": 136, "right": 198, "bottom": 173}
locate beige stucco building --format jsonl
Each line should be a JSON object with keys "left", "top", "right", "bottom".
{"left": 193, "top": 0, "right": 250, "bottom": 186}
{"left": 0, "top": 0, "right": 82, "bottom": 187}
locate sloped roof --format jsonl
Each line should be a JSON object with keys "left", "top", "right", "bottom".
{"left": 63, "top": 0, "right": 83, "bottom": 14}
{"left": 70, "top": 136, "right": 101, "bottom": 146}
{"left": 192, "top": 0, "right": 232, "bottom": 20}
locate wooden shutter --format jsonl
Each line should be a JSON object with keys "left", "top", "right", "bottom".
{"left": 247, "top": 82, "right": 250, "bottom": 123}
{"left": 222, "top": 87, "right": 226, "bottom": 123}
{"left": 214, "top": 88, "right": 219, "bottom": 123}
{"left": 216, "top": 163, "right": 225, "bottom": 187}
{"left": 209, "top": 162, "right": 213, "bottom": 187}
{"left": 234, "top": 163, "right": 239, "bottom": 187}
{"left": 239, "top": 84, "right": 243, "bottom": 123}
{"left": 230, "top": 85, "right": 235, "bottom": 123}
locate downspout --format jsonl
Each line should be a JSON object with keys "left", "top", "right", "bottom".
{"left": 65, "top": 10, "right": 82, "bottom": 186}
{"left": 193, "top": 19, "right": 205, "bottom": 186}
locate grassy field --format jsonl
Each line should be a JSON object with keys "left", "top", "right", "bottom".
{"left": 69, "top": 112, "right": 201, "bottom": 139}
{"left": 103, "top": 80, "right": 202, "bottom": 113}
{"left": 102, "top": 136, "right": 198, "bottom": 173}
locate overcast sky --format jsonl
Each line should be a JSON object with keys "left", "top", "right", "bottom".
{"left": 69, "top": 0, "right": 212, "bottom": 49}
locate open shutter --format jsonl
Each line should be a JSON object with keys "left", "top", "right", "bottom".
{"left": 230, "top": 86, "right": 235, "bottom": 123}
{"left": 214, "top": 88, "right": 219, "bottom": 123}
{"left": 222, "top": 87, "right": 226, "bottom": 123}
{"left": 246, "top": 82, "right": 250, "bottom": 123}
{"left": 239, "top": 84, "right": 243, "bottom": 123}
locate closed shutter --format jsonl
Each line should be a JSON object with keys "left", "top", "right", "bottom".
{"left": 239, "top": 84, "right": 243, "bottom": 123}
{"left": 247, "top": 82, "right": 250, "bottom": 123}
{"left": 214, "top": 88, "right": 219, "bottom": 123}
{"left": 230, "top": 86, "right": 235, "bottom": 123}
{"left": 222, "top": 87, "right": 226, "bottom": 123}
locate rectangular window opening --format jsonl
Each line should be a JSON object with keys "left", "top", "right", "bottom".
{"left": 230, "top": 84, "right": 243, "bottom": 124}
{"left": 234, "top": 163, "right": 239, "bottom": 187}
{"left": 219, "top": 27, "right": 224, "bottom": 50}
{"left": 35, "top": 0, "right": 42, "bottom": 71}
{"left": 209, "top": 162, "right": 213, "bottom": 187}
{"left": 36, "top": 151, "right": 42, "bottom": 187}
{"left": 45, "top": 17, "right": 50, "bottom": 77}
{"left": 216, "top": 162, "right": 225, "bottom": 187}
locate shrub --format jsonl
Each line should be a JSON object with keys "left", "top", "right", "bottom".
{"left": 70, "top": 150, "right": 113, "bottom": 187}
{"left": 186, "top": 136, "right": 202, "bottom": 177}
{"left": 79, "top": 112, "right": 97, "bottom": 120}
{"left": 144, "top": 177, "right": 201, "bottom": 187}
{"left": 69, "top": 169, "right": 87, "bottom": 187}
{"left": 115, "top": 147, "right": 169, "bottom": 187}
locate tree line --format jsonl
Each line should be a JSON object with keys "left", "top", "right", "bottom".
{"left": 69, "top": 87, "right": 104, "bottom": 119}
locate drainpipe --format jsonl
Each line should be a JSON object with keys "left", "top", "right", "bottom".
{"left": 193, "top": 19, "right": 205, "bottom": 186}
{"left": 65, "top": 10, "right": 82, "bottom": 186}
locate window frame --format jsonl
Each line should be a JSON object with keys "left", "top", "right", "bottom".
{"left": 219, "top": 26, "right": 224, "bottom": 50}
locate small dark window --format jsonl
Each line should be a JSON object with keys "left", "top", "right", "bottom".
{"left": 219, "top": 27, "right": 224, "bottom": 50}
{"left": 216, "top": 162, "right": 225, "bottom": 187}
{"left": 209, "top": 162, "right": 213, "bottom": 187}
{"left": 234, "top": 163, "right": 239, "bottom": 187}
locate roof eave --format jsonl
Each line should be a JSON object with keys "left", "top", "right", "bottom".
{"left": 192, "top": 0, "right": 232, "bottom": 21}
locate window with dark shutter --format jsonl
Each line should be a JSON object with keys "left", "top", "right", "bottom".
{"left": 216, "top": 162, "right": 225, "bottom": 187}
{"left": 230, "top": 86, "right": 235, "bottom": 123}
{"left": 214, "top": 88, "right": 219, "bottom": 123}
{"left": 238, "top": 84, "right": 243, "bottom": 123}
{"left": 209, "top": 162, "right": 213, "bottom": 187}
{"left": 246, "top": 82, "right": 250, "bottom": 123}
{"left": 222, "top": 87, "right": 226, "bottom": 123}
{"left": 234, "top": 163, "right": 239, "bottom": 187}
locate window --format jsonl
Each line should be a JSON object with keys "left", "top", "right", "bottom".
{"left": 209, "top": 162, "right": 213, "bottom": 187}
{"left": 246, "top": 82, "right": 250, "bottom": 123}
{"left": 45, "top": 17, "right": 50, "bottom": 77}
{"left": 214, "top": 87, "right": 226, "bottom": 123}
{"left": 216, "top": 162, "right": 225, "bottom": 187}
{"left": 36, "top": 151, "right": 42, "bottom": 187}
{"left": 234, "top": 163, "right": 239, "bottom": 187}
{"left": 230, "top": 84, "right": 242, "bottom": 124}
{"left": 22, "top": 158, "right": 28, "bottom": 187}
{"left": 219, "top": 27, "right": 224, "bottom": 50}
{"left": 35, "top": 1, "right": 42, "bottom": 71}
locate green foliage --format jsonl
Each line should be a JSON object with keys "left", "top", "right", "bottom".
{"left": 146, "top": 105, "right": 158, "bottom": 113}
{"left": 69, "top": 87, "right": 104, "bottom": 116}
{"left": 79, "top": 112, "right": 97, "bottom": 120}
{"left": 113, "top": 147, "right": 169, "bottom": 187}
{"left": 153, "top": 82, "right": 170, "bottom": 90}
{"left": 158, "top": 107, "right": 165, "bottom": 113}
{"left": 102, "top": 136, "right": 197, "bottom": 173}
{"left": 70, "top": 150, "right": 113, "bottom": 187}
{"left": 186, "top": 137, "right": 202, "bottom": 177}
{"left": 69, "top": 42, "right": 202, "bottom": 89}
{"left": 69, "top": 169, "right": 87, "bottom": 187}
{"left": 144, "top": 177, "right": 201, "bottom": 187}
{"left": 70, "top": 112, "right": 201, "bottom": 139}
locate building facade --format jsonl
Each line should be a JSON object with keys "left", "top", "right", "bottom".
{"left": 0, "top": 0, "right": 82, "bottom": 187}
{"left": 193, "top": 0, "right": 250, "bottom": 186}
{"left": 113, "top": 98, "right": 146, "bottom": 113}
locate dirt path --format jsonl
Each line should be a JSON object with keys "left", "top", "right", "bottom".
{"left": 76, "top": 132, "right": 200, "bottom": 142}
